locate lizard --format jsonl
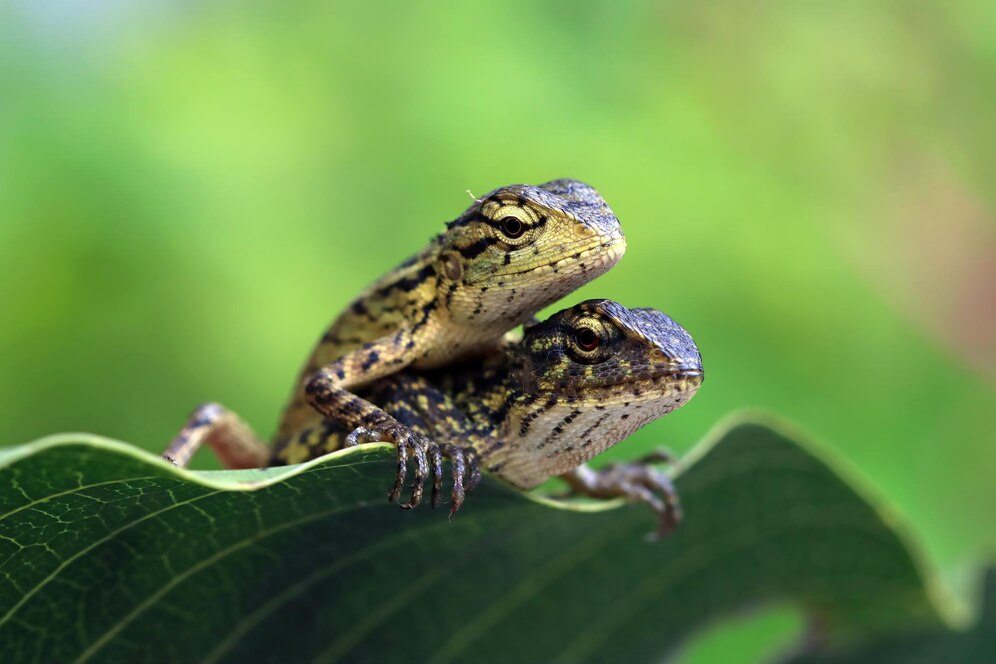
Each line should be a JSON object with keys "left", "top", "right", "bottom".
{"left": 163, "top": 179, "right": 627, "bottom": 482}
{"left": 269, "top": 299, "right": 704, "bottom": 534}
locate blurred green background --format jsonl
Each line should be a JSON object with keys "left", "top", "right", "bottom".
{"left": 1, "top": 0, "right": 994, "bottom": 653}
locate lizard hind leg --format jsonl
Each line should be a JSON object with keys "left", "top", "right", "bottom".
{"left": 162, "top": 403, "right": 269, "bottom": 469}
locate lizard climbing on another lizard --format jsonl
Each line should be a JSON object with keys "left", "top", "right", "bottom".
{"left": 270, "top": 299, "right": 704, "bottom": 534}
{"left": 163, "top": 180, "right": 626, "bottom": 487}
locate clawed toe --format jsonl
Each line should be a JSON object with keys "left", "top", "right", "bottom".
{"left": 629, "top": 469, "right": 682, "bottom": 537}
{"left": 430, "top": 446, "right": 444, "bottom": 508}
{"left": 446, "top": 445, "right": 466, "bottom": 519}
{"left": 563, "top": 462, "right": 683, "bottom": 537}
{"left": 383, "top": 435, "right": 479, "bottom": 517}
{"left": 465, "top": 449, "right": 481, "bottom": 492}
{"left": 401, "top": 437, "right": 430, "bottom": 509}
{"left": 345, "top": 426, "right": 379, "bottom": 447}
{"left": 388, "top": 437, "right": 410, "bottom": 503}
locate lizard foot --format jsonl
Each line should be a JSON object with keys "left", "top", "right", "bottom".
{"left": 566, "top": 462, "right": 682, "bottom": 538}
{"left": 345, "top": 426, "right": 480, "bottom": 516}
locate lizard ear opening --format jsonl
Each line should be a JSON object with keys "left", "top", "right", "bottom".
{"left": 440, "top": 252, "right": 463, "bottom": 281}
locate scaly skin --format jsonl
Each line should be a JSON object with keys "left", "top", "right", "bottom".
{"left": 163, "top": 179, "right": 625, "bottom": 469}
{"left": 271, "top": 299, "right": 704, "bottom": 533}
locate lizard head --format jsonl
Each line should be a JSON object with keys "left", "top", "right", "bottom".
{"left": 516, "top": 298, "right": 703, "bottom": 409}
{"left": 495, "top": 299, "right": 702, "bottom": 487}
{"left": 436, "top": 179, "right": 626, "bottom": 327}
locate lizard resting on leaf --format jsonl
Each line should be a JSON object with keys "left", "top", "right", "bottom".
{"left": 271, "top": 299, "right": 704, "bottom": 534}
{"left": 164, "top": 179, "right": 625, "bottom": 476}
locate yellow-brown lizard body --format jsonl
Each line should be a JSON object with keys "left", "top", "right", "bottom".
{"left": 164, "top": 180, "right": 626, "bottom": 478}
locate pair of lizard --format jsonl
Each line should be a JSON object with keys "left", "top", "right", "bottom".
{"left": 163, "top": 180, "right": 703, "bottom": 533}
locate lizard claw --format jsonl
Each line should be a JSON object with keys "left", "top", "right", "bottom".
{"left": 389, "top": 436, "right": 409, "bottom": 503}
{"left": 343, "top": 423, "right": 424, "bottom": 504}
{"left": 434, "top": 444, "right": 480, "bottom": 518}
{"left": 619, "top": 465, "right": 682, "bottom": 538}
{"left": 465, "top": 449, "right": 482, "bottom": 492}
{"left": 430, "top": 445, "right": 444, "bottom": 508}
{"left": 398, "top": 439, "right": 479, "bottom": 516}
{"left": 346, "top": 424, "right": 479, "bottom": 515}
{"left": 446, "top": 445, "right": 466, "bottom": 519}
{"left": 401, "top": 435, "right": 430, "bottom": 509}
{"left": 565, "top": 462, "right": 682, "bottom": 538}
{"left": 344, "top": 426, "right": 378, "bottom": 447}
{"left": 402, "top": 441, "right": 481, "bottom": 516}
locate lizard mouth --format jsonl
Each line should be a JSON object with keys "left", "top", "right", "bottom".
{"left": 494, "top": 235, "right": 625, "bottom": 279}
{"left": 617, "top": 367, "right": 704, "bottom": 393}
{"left": 548, "top": 368, "right": 703, "bottom": 399}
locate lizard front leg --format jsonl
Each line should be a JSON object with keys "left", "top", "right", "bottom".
{"left": 162, "top": 403, "right": 269, "bottom": 469}
{"left": 560, "top": 461, "right": 683, "bottom": 537}
{"left": 353, "top": 374, "right": 490, "bottom": 515}
{"left": 303, "top": 328, "right": 448, "bottom": 510}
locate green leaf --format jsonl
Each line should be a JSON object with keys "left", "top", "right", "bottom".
{"left": 786, "top": 568, "right": 996, "bottom": 664}
{"left": 0, "top": 415, "right": 958, "bottom": 663}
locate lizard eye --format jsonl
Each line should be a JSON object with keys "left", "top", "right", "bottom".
{"left": 574, "top": 328, "right": 600, "bottom": 352}
{"left": 499, "top": 216, "right": 525, "bottom": 239}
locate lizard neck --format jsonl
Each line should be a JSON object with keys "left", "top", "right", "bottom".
{"left": 434, "top": 349, "right": 516, "bottom": 423}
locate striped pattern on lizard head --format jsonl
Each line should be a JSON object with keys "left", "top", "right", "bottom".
{"left": 436, "top": 179, "right": 626, "bottom": 327}
{"left": 492, "top": 299, "right": 703, "bottom": 487}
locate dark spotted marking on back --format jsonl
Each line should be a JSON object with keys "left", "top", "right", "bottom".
{"left": 361, "top": 351, "right": 380, "bottom": 371}
{"left": 373, "top": 264, "right": 436, "bottom": 297}
{"left": 490, "top": 395, "right": 512, "bottom": 428}
{"left": 410, "top": 300, "right": 438, "bottom": 335}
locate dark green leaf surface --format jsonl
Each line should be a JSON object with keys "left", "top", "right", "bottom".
{"left": 787, "top": 568, "right": 996, "bottom": 664}
{"left": 0, "top": 417, "right": 953, "bottom": 663}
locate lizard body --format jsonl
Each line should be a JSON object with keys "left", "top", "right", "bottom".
{"left": 283, "top": 178, "right": 625, "bottom": 441}
{"left": 164, "top": 179, "right": 625, "bottom": 469}
{"left": 271, "top": 299, "right": 704, "bottom": 531}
